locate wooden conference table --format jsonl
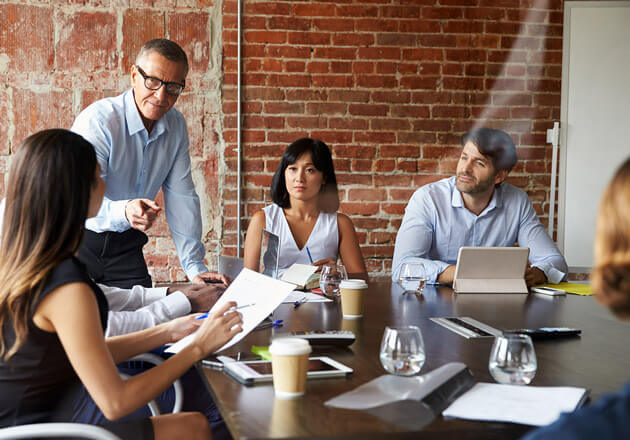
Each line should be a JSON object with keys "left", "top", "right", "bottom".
{"left": 196, "top": 282, "right": 630, "bottom": 439}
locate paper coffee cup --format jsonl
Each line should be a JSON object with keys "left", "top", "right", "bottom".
{"left": 269, "top": 338, "right": 312, "bottom": 399}
{"left": 340, "top": 279, "right": 368, "bottom": 318}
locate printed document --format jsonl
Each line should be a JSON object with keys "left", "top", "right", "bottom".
{"left": 166, "top": 268, "right": 295, "bottom": 354}
{"left": 443, "top": 382, "right": 588, "bottom": 426}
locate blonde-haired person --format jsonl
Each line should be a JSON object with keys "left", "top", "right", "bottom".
{"left": 521, "top": 157, "right": 630, "bottom": 440}
{"left": 243, "top": 138, "right": 367, "bottom": 279}
{"left": 0, "top": 129, "right": 242, "bottom": 440}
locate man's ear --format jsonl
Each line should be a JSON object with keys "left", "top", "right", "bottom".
{"left": 494, "top": 169, "right": 508, "bottom": 185}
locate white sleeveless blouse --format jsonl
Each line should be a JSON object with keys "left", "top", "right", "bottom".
{"left": 263, "top": 204, "right": 339, "bottom": 277}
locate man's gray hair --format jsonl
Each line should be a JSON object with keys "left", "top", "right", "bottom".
{"left": 135, "top": 39, "right": 189, "bottom": 76}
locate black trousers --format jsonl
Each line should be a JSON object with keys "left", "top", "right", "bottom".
{"left": 78, "top": 229, "right": 152, "bottom": 288}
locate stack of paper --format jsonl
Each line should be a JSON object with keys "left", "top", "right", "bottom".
{"left": 443, "top": 382, "right": 588, "bottom": 426}
{"left": 166, "top": 268, "right": 296, "bottom": 354}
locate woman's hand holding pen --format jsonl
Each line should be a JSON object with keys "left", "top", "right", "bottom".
{"left": 191, "top": 301, "right": 243, "bottom": 359}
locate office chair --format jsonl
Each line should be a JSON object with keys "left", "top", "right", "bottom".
{"left": 0, "top": 423, "right": 121, "bottom": 440}
{"left": 0, "top": 353, "right": 183, "bottom": 439}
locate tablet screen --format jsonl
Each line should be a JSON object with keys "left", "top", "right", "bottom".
{"left": 246, "top": 359, "right": 338, "bottom": 375}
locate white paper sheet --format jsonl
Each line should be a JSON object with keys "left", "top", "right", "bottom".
{"left": 166, "top": 268, "right": 295, "bottom": 354}
{"left": 282, "top": 290, "right": 332, "bottom": 304}
{"left": 442, "top": 382, "right": 588, "bottom": 426}
{"left": 280, "top": 263, "right": 318, "bottom": 287}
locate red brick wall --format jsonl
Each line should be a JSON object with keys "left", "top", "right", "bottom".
{"left": 222, "top": 0, "right": 564, "bottom": 280}
{"left": 0, "top": 1, "right": 570, "bottom": 283}
{"left": 0, "top": 1, "right": 223, "bottom": 283}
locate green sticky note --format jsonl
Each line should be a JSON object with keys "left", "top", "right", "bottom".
{"left": 251, "top": 345, "right": 271, "bottom": 360}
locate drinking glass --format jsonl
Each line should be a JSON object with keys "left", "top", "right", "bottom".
{"left": 319, "top": 264, "right": 348, "bottom": 298}
{"left": 397, "top": 262, "right": 427, "bottom": 295}
{"left": 379, "top": 326, "right": 426, "bottom": 376}
{"left": 489, "top": 333, "right": 537, "bottom": 385}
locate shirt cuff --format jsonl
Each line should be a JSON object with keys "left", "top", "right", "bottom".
{"left": 185, "top": 263, "right": 209, "bottom": 282}
{"left": 161, "top": 291, "right": 192, "bottom": 316}
{"left": 142, "top": 287, "right": 168, "bottom": 304}
{"left": 110, "top": 199, "right": 131, "bottom": 230}
{"left": 533, "top": 262, "right": 566, "bottom": 285}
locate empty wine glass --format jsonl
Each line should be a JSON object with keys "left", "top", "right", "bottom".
{"left": 319, "top": 264, "right": 348, "bottom": 298}
{"left": 397, "top": 262, "right": 427, "bottom": 295}
{"left": 489, "top": 333, "right": 537, "bottom": 385}
{"left": 379, "top": 326, "right": 426, "bottom": 376}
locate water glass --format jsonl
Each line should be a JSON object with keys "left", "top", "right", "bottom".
{"left": 397, "top": 262, "right": 427, "bottom": 295}
{"left": 489, "top": 333, "right": 537, "bottom": 385}
{"left": 379, "top": 326, "right": 426, "bottom": 376}
{"left": 319, "top": 264, "right": 348, "bottom": 298}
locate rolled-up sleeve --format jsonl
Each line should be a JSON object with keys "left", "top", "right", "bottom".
{"left": 392, "top": 190, "right": 450, "bottom": 283}
{"left": 517, "top": 198, "right": 568, "bottom": 284}
{"left": 162, "top": 128, "right": 208, "bottom": 280}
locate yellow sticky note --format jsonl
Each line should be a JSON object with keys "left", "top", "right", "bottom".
{"left": 541, "top": 282, "right": 592, "bottom": 296}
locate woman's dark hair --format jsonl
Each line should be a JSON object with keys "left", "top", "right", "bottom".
{"left": 461, "top": 128, "right": 518, "bottom": 172}
{"left": 0, "top": 129, "right": 97, "bottom": 360}
{"left": 270, "top": 138, "right": 339, "bottom": 212}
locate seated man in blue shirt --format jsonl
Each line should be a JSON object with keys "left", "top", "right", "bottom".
{"left": 392, "top": 127, "right": 568, "bottom": 286}
{"left": 72, "top": 38, "right": 225, "bottom": 288}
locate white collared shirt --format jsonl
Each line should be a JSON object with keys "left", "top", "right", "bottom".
{"left": 392, "top": 176, "right": 568, "bottom": 284}
{"left": 71, "top": 89, "right": 207, "bottom": 280}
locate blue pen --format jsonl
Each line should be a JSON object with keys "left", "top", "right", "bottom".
{"left": 254, "top": 319, "right": 283, "bottom": 330}
{"left": 195, "top": 303, "right": 255, "bottom": 320}
{"left": 293, "top": 296, "right": 307, "bottom": 309}
{"left": 306, "top": 247, "right": 314, "bottom": 264}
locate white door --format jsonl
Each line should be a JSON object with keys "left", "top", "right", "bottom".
{"left": 558, "top": 2, "right": 630, "bottom": 271}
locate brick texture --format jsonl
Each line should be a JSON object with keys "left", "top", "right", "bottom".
{"left": 223, "top": 0, "right": 566, "bottom": 280}
{"left": 0, "top": 1, "right": 223, "bottom": 283}
{"left": 0, "top": 0, "right": 572, "bottom": 283}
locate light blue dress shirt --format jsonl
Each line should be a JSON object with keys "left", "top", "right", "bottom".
{"left": 392, "top": 177, "right": 568, "bottom": 284}
{"left": 71, "top": 89, "right": 207, "bottom": 280}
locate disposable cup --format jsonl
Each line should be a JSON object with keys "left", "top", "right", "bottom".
{"left": 340, "top": 279, "right": 368, "bottom": 318}
{"left": 269, "top": 338, "right": 311, "bottom": 399}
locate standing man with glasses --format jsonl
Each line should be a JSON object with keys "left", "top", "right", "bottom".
{"left": 72, "top": 38, "right": 226, "bottom": 289}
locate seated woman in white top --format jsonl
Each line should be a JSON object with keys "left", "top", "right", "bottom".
{"left": 244, "top": 138, "right": 367, "bottom": 278}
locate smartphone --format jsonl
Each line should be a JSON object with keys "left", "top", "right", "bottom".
{"left": 531, "top": 286, "right": 566, "bottom": 296}
{"left": 506, "top": 327, "right": 581, "bottom": 340}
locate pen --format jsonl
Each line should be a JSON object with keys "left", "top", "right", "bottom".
{"left": 254, "top": 319, "right": 283, "bottom": 330}
{"left": 306, "top": 247, "right": 313, "bottom": 264}
{"left": 293, "top": 296, "right": 307, "bottom": 309}
{"left": 195, "top": 303, "right": 255, "bottom": 320}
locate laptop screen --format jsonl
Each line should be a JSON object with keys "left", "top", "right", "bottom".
{"left": 260, "top": 229, "right": 280, "bottom": 279}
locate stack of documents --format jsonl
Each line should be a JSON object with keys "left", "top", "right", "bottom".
{"left": 443, "top": 382, "right": 588, "bottom": 426}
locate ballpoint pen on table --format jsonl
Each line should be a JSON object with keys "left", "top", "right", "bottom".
{"left": 306, "top": 247, "right": 314, "bottom": 264}
{"left": 293, "top": 296, "right": 307, "bottom": 309}
{"left": 254, "top": 319, "right": 283, "bottom": 331}
{"left": 195, "top": 303, "right": 255, "bottom": 320}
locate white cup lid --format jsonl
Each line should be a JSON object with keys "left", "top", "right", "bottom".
{"left": 340, "top": 279, "right": 368, "bottom": 289}
{"left": 269, "top": 337, "right": 312, "bottom": 355}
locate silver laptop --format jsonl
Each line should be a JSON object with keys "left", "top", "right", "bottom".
{"left": 453, "top": 247, "right": 529, "bottom": 294}
{"left": 260, "top": 229, "right": 280, "bottom": 279}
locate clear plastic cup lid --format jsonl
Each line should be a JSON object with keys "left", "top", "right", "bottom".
{"left": 269, "top": 337, "right": 312, "bottom": 355}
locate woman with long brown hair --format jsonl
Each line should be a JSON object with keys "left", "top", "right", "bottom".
{"left": 0, "top": 129, "right": 242, "bottom": 440}
{"left": 522, "top": 157, "right": 630, "bottom": 439}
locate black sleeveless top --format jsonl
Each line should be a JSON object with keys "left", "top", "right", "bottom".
{"left": 0, "top": 257, "right": 109, "bottom": 426}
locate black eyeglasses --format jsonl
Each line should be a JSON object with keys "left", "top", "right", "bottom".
{"left": 135, "top": 65, "right": 185, "bottom": 96}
